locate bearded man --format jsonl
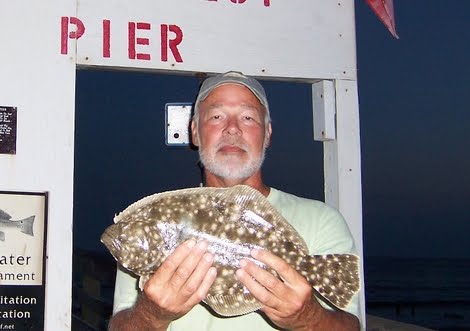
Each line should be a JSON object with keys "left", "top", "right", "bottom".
{"left": 108, "top": 71, "right": 361, "bottom": 331}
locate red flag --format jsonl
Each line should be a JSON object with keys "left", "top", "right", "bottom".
{"left": 365, "top": 0, "right": 399, "bottom": 39}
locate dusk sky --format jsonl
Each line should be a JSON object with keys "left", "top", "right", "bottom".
{"left": 356, "top": 0, "right": 469, "bottom": 258}
{"left": 73, "top": 1, "right": 470, "bottom": 259}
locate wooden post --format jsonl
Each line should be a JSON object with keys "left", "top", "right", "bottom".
{"left": 320, "top": 79, "right": 365, "bottom": 328}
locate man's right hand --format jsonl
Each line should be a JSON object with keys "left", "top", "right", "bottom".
{"left": 108, "top": 240, "right": 217, "bottom": 331}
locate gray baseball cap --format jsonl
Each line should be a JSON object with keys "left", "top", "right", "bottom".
{"left": 195, "top": 71, "right": 269, "bottom": 112}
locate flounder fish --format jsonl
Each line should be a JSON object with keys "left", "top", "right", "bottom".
{"left": 101, "top": 185, "right": 360, "bottom": 316}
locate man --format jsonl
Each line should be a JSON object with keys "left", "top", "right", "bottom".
{"left": 109, "top": 71, "right": 361, "bottom": 330}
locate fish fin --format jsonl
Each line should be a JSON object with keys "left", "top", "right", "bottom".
{"left": 302, "top": 254, "right": 360, "bottom": 309}
{"left": 0, "top": 209, "right": 12, "bottom": 220}
{"left": 225, "top": 185, "right": 309, "bottom": 251}
{"left": 138, "top": 274, "right": 151, "bottom": 290}
{"left": 0, "top": 231, "right": 5, "bottom": 241}
{"left": 19, "top": 216, "right": 35, "bottom": 236}
{"left": 204, "top": 293, "right": 262, "bottom": 317}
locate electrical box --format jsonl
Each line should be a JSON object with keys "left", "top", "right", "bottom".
{"left": 165, "top": 103, "right": 193, "bottom": 146}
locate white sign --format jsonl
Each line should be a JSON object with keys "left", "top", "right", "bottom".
{"left": 0, "top": 192, "right": 47, "bottom": 286}
{"left": 63, "top": 0, "right": 356, "bottom": 80}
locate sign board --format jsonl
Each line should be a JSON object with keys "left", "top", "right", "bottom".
{"left": 66, "top": 0, "right": 356, "bottom": 80}
{"left": 0, "top": 191, "right": 48, "bottom": 330}
{"left": 0, "top": 107, "right": 17, "bottom": 155}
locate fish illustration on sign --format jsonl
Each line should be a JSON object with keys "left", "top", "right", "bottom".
{"left": 0, "top": 209, "right": 35, "bottom": 241}
{"left": 101, "top": 185, "right": 360, "bottom": 316}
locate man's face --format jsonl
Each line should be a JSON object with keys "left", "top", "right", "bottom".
{"left": 192, "top": 84, "right": 272, "bottom": 180}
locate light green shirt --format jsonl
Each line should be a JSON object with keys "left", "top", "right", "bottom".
{"left": 112, "top": 187, "right": 360, "bottom": 330}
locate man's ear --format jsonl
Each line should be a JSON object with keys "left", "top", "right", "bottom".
{"left": 264, "top": 122, "right": 272, "bottom": 147}
{"left": 191, "top": 119, "right": 199, "bottom": 147}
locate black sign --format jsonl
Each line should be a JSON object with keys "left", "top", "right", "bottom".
{"left": 0, "top": 286, "right": 45, "bottom": 330}
{"left": 0, "top": 106, "right": 17, "bottom": 154}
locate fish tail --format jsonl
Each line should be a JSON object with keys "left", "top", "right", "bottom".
{"left": 19, "top": 216, "right": 35, "bottom": 236}
{"left": 300, "top": 254, "right": 360, "bottom": 309}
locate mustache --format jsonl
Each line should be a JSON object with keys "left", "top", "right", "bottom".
{"left": 216, "top": 138, "right": 249, "bottom": 152}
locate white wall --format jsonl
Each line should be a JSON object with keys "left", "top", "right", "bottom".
{"left": 0, "top": 1, "right": 77, "bottom": 329}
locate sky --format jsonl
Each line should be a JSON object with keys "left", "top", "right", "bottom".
{"left": 355, "top": 0, "right": 470, "bottom": 257}
{"left": 73, "top": 1, "right": 470, "bottom": 258}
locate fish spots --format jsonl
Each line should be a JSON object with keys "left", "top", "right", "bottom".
{"left": 221, "top": 268, "right": 232, "bottom": 277}
{"left": 101, "top": 185, "right": 360, "bottom": 316}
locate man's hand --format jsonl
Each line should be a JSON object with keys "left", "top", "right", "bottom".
{"left": 235, "top": 249, "right": 319, "bottom": 330}
{"left": 142, "top": 240, "right": 217, "bottom": 323}
{"left": 235, "top": 249, "right": 359, "bottom": 331}
{"left": 108, "top": 240, "right": 217, "bottom": 331}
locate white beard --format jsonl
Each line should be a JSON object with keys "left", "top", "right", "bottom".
{"left": 199, "top": 138, "right": 266, "bottom": 181}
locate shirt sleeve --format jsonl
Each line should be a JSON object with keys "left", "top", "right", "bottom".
{"left": 112, "top": 264, "right": 139, "bottom": 314}
{"left": 308, "top": 202, "right": 357, "bottom": 255}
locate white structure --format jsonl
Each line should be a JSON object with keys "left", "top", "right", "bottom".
{"left": 0, "top": 0, "right": 365, "bottom": 329}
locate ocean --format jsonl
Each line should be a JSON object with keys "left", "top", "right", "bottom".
{"left": 365, "top": 257, "right": 470, "bottom": 331}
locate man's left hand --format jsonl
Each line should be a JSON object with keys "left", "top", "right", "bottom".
{"left": 235, "top": 249, "right": 322, "bottom": 331}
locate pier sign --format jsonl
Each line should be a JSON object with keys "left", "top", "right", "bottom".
{"left": 63, "top": 0, "right": 356, "bottom": 80}
{"left": 0, "top": 191, "right": 48, "bottom": 330}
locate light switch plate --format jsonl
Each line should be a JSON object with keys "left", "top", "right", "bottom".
{"left": 165, "top": 103, "right": 193, "bottom": 146}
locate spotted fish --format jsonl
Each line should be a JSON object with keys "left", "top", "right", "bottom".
{"left": 0, "top": 209, "right": 35, "bottom": 241}
{"left": 101, "top": 185, "right": 360, "bottom": 316}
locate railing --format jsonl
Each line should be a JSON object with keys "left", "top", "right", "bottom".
{"left": 72, "top": 250, "right": 457, "bottom": 331}
{"left": 367, "top": 300, "right": 470, "bottom": 317}
{"left": 72, "top": 250, "right": 116, "bottom": 331}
